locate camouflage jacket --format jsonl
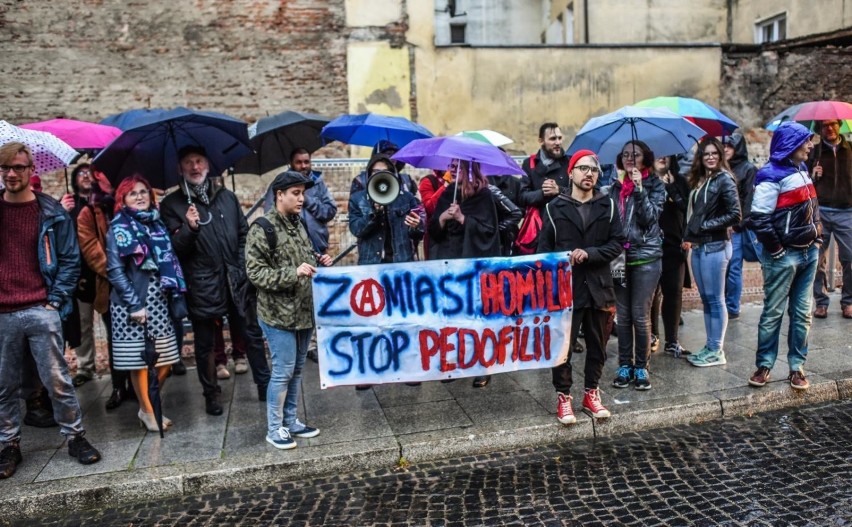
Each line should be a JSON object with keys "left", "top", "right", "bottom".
{"left": 245, "top": 210, "right": 316, "bottom": 330}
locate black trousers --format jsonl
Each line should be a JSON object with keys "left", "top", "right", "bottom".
{"left": 651, "top": 256, "right": 686, "bottom": 345}
{"left": 552, "top": 307, "right": 611, "bottom": 393}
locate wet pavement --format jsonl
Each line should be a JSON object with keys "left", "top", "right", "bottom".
{"left": 15, "top": 399, "right": 852, "bottom": 526}
{"left": 1, "top": 294, "right": 851, "bottom": 521}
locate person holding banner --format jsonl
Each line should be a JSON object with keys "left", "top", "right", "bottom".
{"left": 429, "top": 159, "right": 502, "bottom": 388}
{"left": 246, "top": 171, "right": 333, "bottom": 450}
{"left": 539, "top": 149, "right": 626, "bottom": 424}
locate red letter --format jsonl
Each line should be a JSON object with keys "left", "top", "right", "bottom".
{"left": 479, "top": 273, "right": 500, "bottom": 316}
{"left": 418, "top": 330, "right": 439, "bottom": 371}
{"left": 439, "top": 327, "right": 458, "bottom": 372}
{"left": 497, "top": 325, "right": 513, "bottom": 365}
{"left": 497, "top": 270, "right": 517, "bottom": 315}
{"left": 544, "top": 270, "right": 561, "bottom": 312}
{"left": 458, "top": 329, "right": 480, "bottom": 369}
{"left": 480, "top": 329, "right": 499, "bottom": 367}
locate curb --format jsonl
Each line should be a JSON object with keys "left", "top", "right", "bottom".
{"left": 1, "top": 377, "right": 849, "bottom": 523}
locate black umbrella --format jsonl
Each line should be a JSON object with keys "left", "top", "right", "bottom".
{"left": 141, "top": 324, "right": 165, "bottom": 438}
{"left": 233, "top": 110, "right": 331, "bottom": 175}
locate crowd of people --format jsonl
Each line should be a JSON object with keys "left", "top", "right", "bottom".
{"left": 0, "top": 114, "right": 848, "bottom": 475}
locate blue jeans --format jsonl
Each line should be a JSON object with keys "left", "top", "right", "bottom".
{"left": 0, "top": 306, "right": 85, "bottom": 443}
{"left": 726, "top": 230, "right": 762, "bottom": 315}
{"left": 258, "top": 320, "right": 311, "bottom": 436}
{"left": 693, "top": 241, "right": 733, "bottom": 351}
{"left": 616, "top": 259, "right": 662, "bottom": 369}
{"left": 756, "top": 244, "right": 819, "bottom": 372}
{"left": 813, "top": 208, "right": 852, "bottom": 308}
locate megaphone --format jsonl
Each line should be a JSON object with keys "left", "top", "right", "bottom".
{"left": 367, "top": 170, "right": 401, "bottom": 206}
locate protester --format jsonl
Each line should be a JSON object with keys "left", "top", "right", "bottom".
{"left": 539, "top": 149, "right": 625, "bottom": 424}
{"left": 683, "top": 138, "right": 742, "bottom": 367}
{"left": 419, "top": 168, "right": 452, "bottom": 256}
{"left": 350, "top": 140, "right": 417, "bottom": 196}
{"left": 0, "top": 142, "right": 101, "bottom": 479}
{"left": 246, "top": 171, "right": 332, "bottom": 450}
{"left": 809, "top": 119, "right": 852, "bottom": 319}
{"left": 518, "top": 123, "right": 569, "bottom": 211}
{"left": 649, "top": 156, "right": 692, "bottom": 357}
{"left": 160, "top": 146, "right": 270, "bottom": 415}
{"left": 106, "top": 175, "right": 185, "bottom": 431}
{"left": 429, "top": 159, "right": 501, "bottom": 388}
{"left": 723, "top": 133, "right": 760, "bottom": 319}
{"left": 610, "top": 140, "right": 665, "bottom": 391}
{"left": 748, "top": 122, "right": 821, "bottom": 391}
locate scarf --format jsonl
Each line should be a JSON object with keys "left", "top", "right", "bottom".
{"left": 112, "top": 207, "right": 187, "bottom": 293}
{"left": 618, "top": 168, "right": 651, "bottom": 218}
{"left": 187, "top": 179, "right": 210, "bottom": 205}
{"left": 538, "top": 148, "right": 556, "bottom": 167}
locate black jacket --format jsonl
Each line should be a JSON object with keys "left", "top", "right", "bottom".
{"left": 429, "top": 185, "right": 501, "bottom": 260}
{"left": 684, "top": 171, "right": 741, "bottom": 245}
{"left": 609, "top": 175, "right": 666, "bottom": 263}
{"left": 538, "top": 192, "right": 626, "bottom": 310}
{"left": 659, "top": 174, "right": 690, "bottom": 259}
{"left": 518, "top": 151, "right": 570, "bottom": 210}
{"left": 489, "top": 184, "right": 523, "bottom": 256}
{"left": 809, "top": 135, "right": 852, "bottom": 209}
{"left": 725, "top": 134, "right": 757, "bottom": 230}
{"left": 160, "top": 183, "right": 249, "bottom": 320}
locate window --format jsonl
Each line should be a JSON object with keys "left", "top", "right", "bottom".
{"left": 755, "top": 13, "right": 787, "bottom": 44}
{"left": 450, "top": 23, "right": 466, "bottom": 44}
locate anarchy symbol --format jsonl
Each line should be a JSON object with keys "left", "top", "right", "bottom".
{"left": 350, "top": 278, "right": 386, "bottom": 317}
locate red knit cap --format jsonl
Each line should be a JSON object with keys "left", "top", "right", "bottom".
{"left": 568, "top": 149, "right": 599, "bottom": 173}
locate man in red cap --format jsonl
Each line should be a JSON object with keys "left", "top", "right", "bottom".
{"left": 538, "top": 149, "right": 626, "bottom": 424}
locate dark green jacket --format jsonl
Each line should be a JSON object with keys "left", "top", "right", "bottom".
{"left": 245, "top": 210, "right": 316, "bottom": 330}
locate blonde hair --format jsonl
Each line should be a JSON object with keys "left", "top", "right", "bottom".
{"left": 0, "top": 142, "right": 33, "bottom": 166}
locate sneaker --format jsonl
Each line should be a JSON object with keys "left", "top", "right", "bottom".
{"left": 582, "top": 388, "right": 611, "bottom": 419}
{"left": 612, "top": 365, "right": 633, "bottom": 388}
{"left": 266, "top": 427, "right": 297, "bottom": 450}
{"left": 843, "top": 305, "right": 852, "bottom": 319}
{"left": 67, "top": 435, "right": 101, "bottom": 465}
{"left": 634, "top": 368, "right": 651, "bottom": 390}
{"left": 234, "top": 358, "right": 248, "bottom": 374}
{"left": 0, "top": 444, "right": 22, "bottom": 479}
{"left": 688, "top": 349, "right": 727, "bottom": 368}
{"left": 216, "top": 364, "right": 231, "bottom": 380}
{"left": 686, "top": 346, "right": 712, "bottom": 365}
{"left": 749, "top": 366, "right": 771, "bottom": 387}
{"left": 664, "top": 342, "right": 690, "bottom": 357}
{"left": 287, "top": 419, "right": 320, "bottom": 438}
{"left": 556, "top": 392, "right": 576, "bottom": 425}
{"left": 727, "top": 311, "right": 740, "bottom": 320}
{"left": 650, "top": 334, "right": 659, "bottom": 353}
{"left": 789, "top": 370, "right": 809, "bottom": 391}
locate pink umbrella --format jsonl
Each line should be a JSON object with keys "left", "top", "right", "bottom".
{"left": 19, "top": 118, "right": 122, "bottom": 150}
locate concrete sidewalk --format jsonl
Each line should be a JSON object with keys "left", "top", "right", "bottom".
{"left": 2, "top": 294, "right": 851, "bottom": 522}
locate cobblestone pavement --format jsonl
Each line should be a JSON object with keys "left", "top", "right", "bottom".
{"left": 18, "top": 400, "right": 852, "bottom": 527}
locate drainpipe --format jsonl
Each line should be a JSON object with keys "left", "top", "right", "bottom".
{"left": 583, "top": 0, "right": 589, "bottom": 44}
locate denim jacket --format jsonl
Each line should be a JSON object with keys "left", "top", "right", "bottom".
{"left": 348, "top": 189, "right": 424, "bottom": 264}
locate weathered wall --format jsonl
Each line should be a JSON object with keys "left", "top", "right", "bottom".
{"left": 730, "top": 0, "right": 852, "bottom": 43}
{"left": 0, "top": 0, "right": 349, "bottom": 123}
{"left": 585, "top": 0, "right": 727, "bottom": 44}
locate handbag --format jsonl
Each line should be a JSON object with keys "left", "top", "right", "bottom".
{"left": 514, "top": 206, "right": 542, "bottom": 255}
{"left": 167, "top": 292, "right": 188, "bottom": 321}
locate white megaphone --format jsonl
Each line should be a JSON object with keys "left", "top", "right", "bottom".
{"left": 366, "top": 170, "right": 401, "bottom": 206}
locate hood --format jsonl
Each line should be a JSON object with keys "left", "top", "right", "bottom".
{"left": 722, "top": 133, "right": 749, "bottom": 166}
{"left": 366, "top": 153, "right": 399, "bottom": 177}
{"left": 769, "top": 122, "right": 812, "bottom": 163}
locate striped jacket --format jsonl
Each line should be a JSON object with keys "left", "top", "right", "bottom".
{"left": 749, "top": 123, "right": 821, "bottom": 256}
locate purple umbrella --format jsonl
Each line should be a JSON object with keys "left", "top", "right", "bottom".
{"left": 391, "top": 136, "right": 524, "bottom": 176}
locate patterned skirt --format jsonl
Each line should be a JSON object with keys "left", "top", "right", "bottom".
{"left": 110, "top": 273, "right": 180, "bottom": 371}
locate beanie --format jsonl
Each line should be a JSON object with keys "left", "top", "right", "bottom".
{"left": 568, "top": 149, "right": 599, "bottom": 173}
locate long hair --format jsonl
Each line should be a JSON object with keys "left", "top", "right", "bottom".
{"left": 114, "top": 175, "right": 156, "bottom": 215}
{"left": 457, "top": 160, "right": 488, "bottom": 200}
{"left": 615, "top": 140, "right": 654, "bottom": 171}
{"left": 687, "top": 137, "right": 731, "bottom": 189}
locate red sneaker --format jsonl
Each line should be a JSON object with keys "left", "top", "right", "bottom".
{"left": 556, "top": 392, "right": 576, "bottom": 425}
{"left": 582, "top": 388, "right": 611, "bottom": 419}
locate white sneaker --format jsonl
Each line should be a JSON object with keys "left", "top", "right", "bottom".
{"left": 216, "top": 364, "right": 231, "bottom": 379}
{"left": 287, "top": 418, "right": 320, "bottom": 438}
{"left": 234, "top": 358, "right": 248, "bottom": 374}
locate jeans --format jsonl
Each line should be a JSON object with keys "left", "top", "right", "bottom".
{"left": 813, "top": 208, "right": 852, "bottom": 308}
{"left": 693, "top": 241, "right": 733, "bottom": 351}
{"left": 552, "top": 308, "right": 611, "bottom": 393}
{"left": 726, "top": 230, "right": 763, "bottom": 315}
{"left": 258, "top": 320, "right": 311, "bottom": 436}
{"left": 616, "top": 259, "right": 662, "bottom": 369}
{"left": 0, "top": 306, "right": 85, "bottom": 443}
{"left": 756, "top": 244, "right": 819, "bottom": 372}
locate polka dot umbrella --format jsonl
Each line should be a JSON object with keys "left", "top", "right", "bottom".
{"left": 0, "top": 120, "right": 80, "bottom": 176}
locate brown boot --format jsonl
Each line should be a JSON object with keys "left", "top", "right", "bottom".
{"left": 814, "top": 305, "right": 828, "bottom": 319}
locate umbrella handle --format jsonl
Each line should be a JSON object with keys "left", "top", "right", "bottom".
{"left": 183, "top": 178, "right": 214, "bottom": 226}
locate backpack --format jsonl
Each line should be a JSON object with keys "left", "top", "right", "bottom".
{"left": 241, "top": 217, "right": 278, "bottom": 317}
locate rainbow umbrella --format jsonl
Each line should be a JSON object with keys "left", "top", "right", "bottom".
{"left": 455, "top": 130, "right": 514, "bottom": 147}
{"left": 635, "top": 96, "right": 738, "bottom": 136}
{"left": 765, "top": 100, "right": 852, "bottom": 133}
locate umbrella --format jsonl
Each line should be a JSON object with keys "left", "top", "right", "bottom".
{"left": 92, "top": 107, "right": 252, "bottom": 189}
{"left": 0, "top": 120, "right": 79, "bottom": 176}
{"left": 141, "top": 325, "right": 165, "bottom": 438}
{"left": 566, "top": 106, "right": 708, "bottom": 164}
{"left": 391, "top": 136, "right": 525, "bottom": 176}
{"left": 321, "top": 112, "right": 433, "bottom": 148}
{"left": 634, "top": 96, "right": 739, "bottom": 136}
{"left": 19, "top": 118, "right": 122, "bottom": 150}
{"left": 233, "top": 110, "right": 331, "bottom": 174}
{"left": 765, "top": 100, "right": 852, "bottom": 133}
{"left": 100, "top": 108, "right": 170, "bottom": 131}
{"left": 455, "top": 129, "right": 514, "bottom": 147}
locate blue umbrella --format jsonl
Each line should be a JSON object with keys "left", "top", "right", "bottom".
{"left": 567, "top": 106, "right": 708, "bottom": 165}
{"left": 321, "top": 112, "right": 433, "bottom": 148}
{"left": 93, "top": 107, "right": 252, "bottom": 189}
{"left": 100, "top": 108, "right": 170, "bottom": 130}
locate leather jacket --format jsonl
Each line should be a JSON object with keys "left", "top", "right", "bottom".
{"left": 684, "top": 170, "right": 742, "bottom": 245}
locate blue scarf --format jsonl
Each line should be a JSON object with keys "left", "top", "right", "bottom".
{"left": 112, "top": 207, "right": 186, "bottom": 293}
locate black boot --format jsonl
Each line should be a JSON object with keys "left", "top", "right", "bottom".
{"left": 105, "top": 388, "right": 124, "bottom": 410}
{"left": 68, "top": 434, "right": 101, "bottom": 465}
{"left": 0, "top": 444, "right": 22, "bottom": 479}
{"left": 24, "top": 391, "right": 56, "bottom": 428}
{"left": 205, "top": 393, "right": 223, "bottom": 416}
{"left": 172, "top": 359, "right": 187, "bottom": 376}
{"left": 257, "top": 384, "right": 267, "bottom": 402}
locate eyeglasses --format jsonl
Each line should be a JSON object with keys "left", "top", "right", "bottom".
{"left": 127, "top": 189, "right": 150, "bottom": 198}
{"left": 573, "top": 165, "right": 600, "bottom": 175}
{"left": 821, "top": 122, "right": 841, "bottom": 129}
{"left": 0, "top": 164, "right": 33, "bottom": 175}
{"left": 702, "top": 151, "right": 721, "bottom": 158}
{"left": 76, "top": 170, "right": 92, "bottom": 177}
{"left": 621, "top": 152, "right": 643, "bottom": 159}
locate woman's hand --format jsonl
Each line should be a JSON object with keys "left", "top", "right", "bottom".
{"left": 297, "top": 262, "right": 318, "bottom": 277}
{"left": 129, "top": 308, "right": 147, "bottom": 325}
{"left": 185, "top": 204, "right": 200, "bottom": 230}
{"left": 316, "top": 254, "right": 333, "bottom": 267}
{"left": 404, "top": 211, "right": 421, "bottom": 228}
{"left": 630, "top": 168, "right": 643, "bottom": 190}
{"left": 681, "top": 241, "right": 692, "bottom": 251}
